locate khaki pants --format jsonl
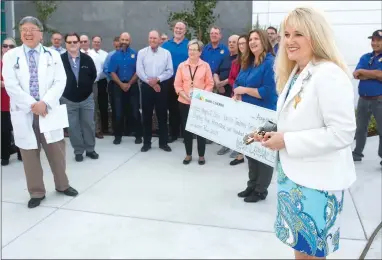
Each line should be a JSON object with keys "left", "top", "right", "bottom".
{"left": 19, "top": 115, "right": 70, "bottom": 198}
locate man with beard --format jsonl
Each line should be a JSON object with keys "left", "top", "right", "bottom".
{"left": 162, "top": 21, "right": 189, "bottom": 143}
{"left": 136, "top": 30, "right": 173, "bottom": 152}
{"left": 108, "top": 32, "right": 142, "bottom": 145}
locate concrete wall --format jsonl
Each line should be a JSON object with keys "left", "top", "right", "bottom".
{"left": 252, "top": 1, "right": 382, "bottom": 103}
{"left": 13, "top": 1, "right": 252, "bottom": 52}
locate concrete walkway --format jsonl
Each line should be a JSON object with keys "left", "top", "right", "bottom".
{"left": 1, "top": 136, "right": 380, "bottom": 259}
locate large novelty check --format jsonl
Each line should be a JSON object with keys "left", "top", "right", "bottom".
{"left": 186, "top": 89, "right": 277, "bottom": 167}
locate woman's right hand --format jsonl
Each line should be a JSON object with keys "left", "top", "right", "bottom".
{"left": 232, "top": 94, "right": 242, "bottom": 102}
{"left": 181, "top": 91, "right": 191, "bottom": 102}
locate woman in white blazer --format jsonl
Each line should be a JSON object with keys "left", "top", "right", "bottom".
{"left": 253, "top": 7, "right": 357, "bottom": 259}
{"left": 2, "top": 16, "right": 78, "bottom": 209}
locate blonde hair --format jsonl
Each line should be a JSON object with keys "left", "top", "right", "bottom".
{"left": 274, "top": 7, "right": 349, "bottom": 93}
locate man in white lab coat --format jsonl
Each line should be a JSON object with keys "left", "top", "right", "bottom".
{"left": 2, "top": 16, "right": 78, "bottom": 208}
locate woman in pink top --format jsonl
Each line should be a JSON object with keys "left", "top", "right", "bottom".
{"left": 174, "top": 39, "right": 214, "bottom": 165}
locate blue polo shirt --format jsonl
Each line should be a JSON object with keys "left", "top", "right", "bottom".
{"left": 201, "top": 43, "right": 229, "bottom": 74}
{"left": 234, "top": 52, "right": 277, "bottom": 110}
{"left": 108, "top": 47, "right": 137, "bottom": 82}
{"left": 162, "top": 37, "right": 189, "bottom": 76}
{"left": 273, "top": 43, "right": 279, "bottom": 54}
{"left": 355, "top": 52, "right": 382, "bottom": 97}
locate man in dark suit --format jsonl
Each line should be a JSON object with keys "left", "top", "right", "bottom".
{"left": 60, "top": 32, "right": 99, "bottom": 162}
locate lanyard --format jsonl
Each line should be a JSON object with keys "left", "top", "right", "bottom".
{"left": 189, "top": 65, "right": 198, "bottom": 87}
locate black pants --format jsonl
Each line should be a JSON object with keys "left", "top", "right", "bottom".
{"left": 97, "top": 78, "right": 109, "bottom": 133}
{"left": 1, "top": 111, "right": 20, "bottom": 160}
{"left": 113, "top": 82, "right": 142, "bottom": 139}
{"left": 166, "top": 77, "right": 181, "bottom": 138}
{"left": 108, "top": 80, "right": 116, "bottom": 133}
{"left": 141, "top": 82, "right": 168, "bottom": 146}
{"left": 179, "top": 102, "right": 206, "bottom": 156}
{"left": 246, "top": 156, "right": 273, "bottom": 196}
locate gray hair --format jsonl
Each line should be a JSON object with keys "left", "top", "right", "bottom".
{"left": 19, "top": 16, "right": 43, "bottom": 31}
{"left": 187, "top": 39, "right": 204, "bottom": 51}
{"left": 3, "top": 37, "right": 17, "bottom": 46}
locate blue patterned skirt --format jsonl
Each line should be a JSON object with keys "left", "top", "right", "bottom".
{"left": 274, "top": 161, "right": 344, "bottom": 257}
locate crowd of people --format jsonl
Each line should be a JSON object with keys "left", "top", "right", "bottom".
{"left": 1, "top": 6, "right": 381, "bottom": 259}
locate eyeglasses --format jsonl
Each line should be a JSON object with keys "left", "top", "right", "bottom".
{"left": 2, "top": 44, "right": 15, "bottom": 49}
{"left": 20, "top": 28, "right": 41, "bottom": 33}
{"left": 80, "top": 41, "right": 88, "bottom": 44}
{"left": 66, "top": 41, "right": 79, "bottom": 44}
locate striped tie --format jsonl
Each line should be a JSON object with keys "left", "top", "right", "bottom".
{"left": 28, "top": 49, "right": 39, "bottom": 100}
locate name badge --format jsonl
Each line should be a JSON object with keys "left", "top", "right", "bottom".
{"left": 131, "top": 54, "right": 135, "bottom": 59}
{"left": 220, "top": 50, "right": 224, "bottom": 54}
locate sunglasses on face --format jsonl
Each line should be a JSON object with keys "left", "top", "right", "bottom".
{"left": 2, "top": 44, "right": 15, "bottom": 49}
{"left": 80, "top": 41, "right": 88, "bottom": 44}
{"left": 66, "top": 41, "right": 79, "bottom": 44}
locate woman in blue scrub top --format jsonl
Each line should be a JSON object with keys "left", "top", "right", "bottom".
{"left": 233, "top": 29, "right": 277, "bottom": 203}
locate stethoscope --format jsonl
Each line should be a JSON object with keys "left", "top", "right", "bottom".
{"left": 14, "top": 46, "right": 52, "bottom": 69}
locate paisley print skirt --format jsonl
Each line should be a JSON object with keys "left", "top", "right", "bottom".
{"left": 274, "top": 161, "right": 344, "bottom": 257}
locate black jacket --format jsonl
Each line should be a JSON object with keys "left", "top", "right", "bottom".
{"left": 61, "top": 52, "right": 97, "bottom": 102}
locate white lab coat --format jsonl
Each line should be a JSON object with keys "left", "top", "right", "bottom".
{"left": 2, "top": 44, "right": 67, "bottom": 150}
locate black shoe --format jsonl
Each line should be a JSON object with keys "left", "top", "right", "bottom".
{"left": 352, "top": 151, "right": 363, "bottom": 161}
{"left": 183, "top": 156, "right": 192, "bottom": 165}
{"left": 56, "top": 187, "right": 78, "bottom": 197}
{"left": 28, "top": 196, "right": 45, "bottom": 208}
{"left": 75, "top": 154, "right": 83, "bottom": 162}
{"left": 230, "top": 158, "right": 244, "bottom": 166}
{"left": 113, "top": 137, "right": 122, "bottom": 145}
{"left": 244, "top": 191, "right": 267, "bottom": 203}
{"left": 159, "top": 144, "right": 172, "bottom": 152}
{"left": 1, "top": 159, "right": 9, "bottom": 166}
{"left": 237, "top": 187, "right": 254, "bottom": 198}
{"left": 135, "top": 137, "right": 142, "bottom": 144}
{"left": 141, "top": 144, "right": 151, "bottom": 152}
{"left": 198, "top": 158, "right": 205, "bottom": 165}
{"left": 17, "top": 153, "right": 22, "bottom": 161}
{"left": 86, "top": 151, "right": 99, "bottom": 159}
{"left": 168, "top": 136, "right": 178, "bottom": 143}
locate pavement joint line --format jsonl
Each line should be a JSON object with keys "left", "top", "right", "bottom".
{"left": 1, "top": 141, "right": 151, "bottom": 250}
{"left": 1, "top": 207, "right": 60, "bottom": 249}
{"left": 348, "top": 188, "right": 369, "bottom": 241}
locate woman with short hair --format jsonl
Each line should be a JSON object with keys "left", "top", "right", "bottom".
{"left": 174, "top": 39, "right": 214, "bottom": 165}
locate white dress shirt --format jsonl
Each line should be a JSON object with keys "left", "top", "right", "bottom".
{"left": 89, "top": 48, "right": 108, "bottom": 80}
{"left": 81, "top": 48, "right": 102, "bottom": 82}
{"left": 136, "top": 46, "right": 173, "bottom": 84}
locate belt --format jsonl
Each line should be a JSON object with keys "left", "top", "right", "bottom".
{"left": 361, "top": 95, "right": 382, "bottom": 100}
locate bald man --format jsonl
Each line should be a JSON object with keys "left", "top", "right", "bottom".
{"left": 80, "top": 34, "right": 104, "bottom": 139}
{"left": 214, "top": 34, "right": 239, "bottom": 155}
{"left": 108, "top": 32, "right": 142, "bottom": 145}
{"left": 162, "top": 21, "right": 189, "bottom": 143}
{"left": 136, "top": 30, "right": 173, "bottom": 152}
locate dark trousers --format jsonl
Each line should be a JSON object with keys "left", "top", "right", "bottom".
{"left": 246, "top": 156, "right": 273, "bottom": 196}
{"left": 179, "top": 102, "right": 206, "bottom": 156}
{"left": 1, "top": 111, "right": 21, "bottom": 160}
{"left": 97, "top": 78, "right": 109, "bottom": 133}
{"left": 113, "top": 82, "right": 142, "bottom": 139}
{"left": 108, "top": 80, "right": 116, "bottom": 133}
{"left": 353, "top": 97, "right": 382, "bottom": 158}
{"left": 166, "top": 77, "right": 181, "bottom": 138}
{"left": 141, "top": 82, "right": 168, "bottom": 146}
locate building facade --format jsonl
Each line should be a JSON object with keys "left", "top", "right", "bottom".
{"left": 10, "top": 1, "right": 252, "bottom": 51}
{"left": 252, "top": 0, "right": 382, "bottom": 98}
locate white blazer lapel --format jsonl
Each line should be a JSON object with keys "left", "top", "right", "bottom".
{"left": 281, "top": 62, "right": 314, "bottom": 112}
{"left": 276, "top": 65, "right": 298, "bottom": 118}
